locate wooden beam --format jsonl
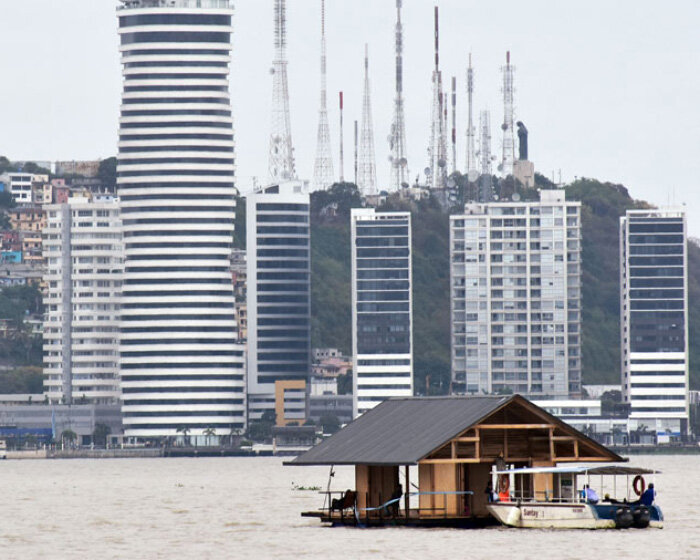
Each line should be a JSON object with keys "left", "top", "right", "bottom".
{"left": 453, "top": 436, "right": 480, "bottom": 443}
{"left": 420, "top": 458, "right": 482, "bottom": 465}
{"left": 451, "top": 441, "right": 456, "bottom": 459}
{"left": 552, "top": 436, "right": 577, "bottom": 441}
{"left": 475, "top": 428, "right": 480, "bottom": 459}
{"left": 556, "top": 457, "right": 611, "bottom": 462}
{"left": 574, "top": 440, "right": 579, "bottom": 459}
{"left": 477, "top": 424, "right": 551, "bottom": 430}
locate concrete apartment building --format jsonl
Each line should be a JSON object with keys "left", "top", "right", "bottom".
{"left": 351, "top": 208, "right": 413, "bottom": 417}
{"left": 43, "top": 196, "right": 123, "bottom": 405}
{"left": 117, "top": 0, "right": 246, "bottom": 440}
{"left": 246, "top": 181, "right": 311, "bottom": 422}
{"left": 620, "top": 208, "right": 689, "bottom": 439}
{"left": 449, "top": 190, "right": 582, "bottom": 397}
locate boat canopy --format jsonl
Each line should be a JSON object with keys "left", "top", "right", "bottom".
{"left": 495, "top": 464, "right": 660, "bottom": 476}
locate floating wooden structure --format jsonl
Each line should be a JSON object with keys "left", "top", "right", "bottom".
{"left": 287, "top": 395, "right": 623, "bottom": 527}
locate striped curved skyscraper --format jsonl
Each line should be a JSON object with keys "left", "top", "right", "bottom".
{"left": 117, "top": 0, "right": 245, "bottom": 440}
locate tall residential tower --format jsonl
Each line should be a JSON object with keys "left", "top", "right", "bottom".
{"left": 351, "top": 209, "right": 413, "bottom": 417}
{"left": 117, "top": 0, "right": 245, "bottom": 439}
{"left": 620, "top": 208, "right": 689, "bottom": 439}
{"left": 450, "top": 191, "right": 582, "bottom": 397}
{"left": 246, "top": 181, "right": 311, "bottom": 421}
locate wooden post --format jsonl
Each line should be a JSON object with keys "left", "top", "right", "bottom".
{"left": 475, "top": 428, "right": 480, "bottom": 460}
{"left": 404, "top": 465, "right": 409, "bottom": 520}
{"left": 549, "top": 427, "right": 555, "bottom": 461}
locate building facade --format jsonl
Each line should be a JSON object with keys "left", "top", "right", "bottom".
{"left": 117, "top": 0, "right": 245, "bottom": 439}
{"left": 351, "top": 209, "right": 413, "bottom": 417}
{"left": 620, "top": 208, "right": 689, "bottom": 437}
{"left": 43, "top": 197, "right": 122, "bottom": 404}
{"left": 246, "top": 181, "right": 311, "bottom": 421}
{"left": 450, "top": 190, "right": 582, "bottom": 397}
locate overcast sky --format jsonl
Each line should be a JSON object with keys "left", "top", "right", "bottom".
{"left": 1, "top": 1, "right": 699, "bottom": 233}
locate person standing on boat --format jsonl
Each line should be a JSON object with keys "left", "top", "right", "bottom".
{"left": 583, "top": 484, "right": 599, "bottom": 504}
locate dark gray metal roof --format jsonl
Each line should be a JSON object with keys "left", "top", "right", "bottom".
{"left": 288, "top": 396, "right": 510, "bottom": 466}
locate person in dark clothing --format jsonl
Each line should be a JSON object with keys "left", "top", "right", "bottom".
{"left": 639, "top": 483, "right": 656, "bottom": 506}
{"left": 485, "top": 480, "right": 494, "bottom": 503}
{"left": 389, "top": 484, "right": 403, "bottom": 516}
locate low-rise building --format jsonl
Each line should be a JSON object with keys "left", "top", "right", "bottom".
{"left": 9, "top": 206, "right": 45, "bottom": 232}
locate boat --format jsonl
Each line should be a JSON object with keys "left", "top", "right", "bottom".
{"left": 287, "top": 395, "right": 631, "bottom": 528}
{"left": 486, "top": 465, "right": 663, "bottom": 529}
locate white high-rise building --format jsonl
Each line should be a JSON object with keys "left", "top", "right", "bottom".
{"left": 620, "top": 208, "right": 689, "bottom": 438}
{"left": 43, "top": 197, "right": 122, "bottom": 404}
{"left": 449, "top": 190, "right": 582, "bottom": 397}
{"left": 246, "top": 181, "right": 311, "bottom": 421}
{"left": 351, "top": 209, "right": 413, "bottom": 417}
{"left": 117, "top": 0, "right": 245, "bottom": 439}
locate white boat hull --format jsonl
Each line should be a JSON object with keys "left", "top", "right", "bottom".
{"left": 487, "top": 502, "right": 614, "bottom": 529}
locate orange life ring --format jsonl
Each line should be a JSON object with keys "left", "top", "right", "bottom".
{"left": 499, "top": 474, "right": 510, "bottom": 494}
{"left": 633, "top": 475, "right": 646, "bottom": 496}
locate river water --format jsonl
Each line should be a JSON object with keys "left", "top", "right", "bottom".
{"left": 1, "top": 454, "right": 698, "bottom": 559}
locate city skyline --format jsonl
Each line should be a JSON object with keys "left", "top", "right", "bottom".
{"left": 1, "top": 1, "right": 699, "bottom": 233}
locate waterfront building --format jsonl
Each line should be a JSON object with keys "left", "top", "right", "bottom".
{"left": 620, "top": 208, "right": 689, "bottom": 438}
{"left": 449, "top": 190, "right": 582, "bottom": 397}
{"left": 351, "top": 208, "right": 413, "bottom": 417}
{"left": 246, "top": 181, "right": 311, "bottom": 422}
{"left": 117, "top": 0, "right": 245, "bottom": 439}
{"left": 43, "top": 197, "right": 122, "bottom": 405}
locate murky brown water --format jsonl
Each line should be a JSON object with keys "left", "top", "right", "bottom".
{"left": 1, "top": 454, "right": 698, "bottom": 559}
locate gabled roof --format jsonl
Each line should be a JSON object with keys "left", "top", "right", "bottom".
{"left": 288, "top": 395, "right": 623, "bottom": 466}
{"left": 289, "top": 396, "right": 510, "bottom": 466}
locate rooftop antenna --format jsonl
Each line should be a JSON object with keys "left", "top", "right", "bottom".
{"left": 389, "top": 0, "right": 409, "bottom": 190}
{"left": 500, "top": 50, "right": 515, "bottom": 177}
{"left": 427, "top": 5, "right": 447, "bottom": 189}
{"left": 312, "top": 0, "right": 334, "bottom": 190}
{"left": 338, "top": 91, "right": 345, "bottom": 183}
{"left": 269, "top": 0, "right": 296, "bottom": 182}
{"left": 358, "top": 44, "right": 377, "bottom": 195}
{"left": 465, "top": 53, "right": 477, "bottom": 175}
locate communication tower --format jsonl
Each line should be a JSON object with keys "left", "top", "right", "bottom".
{"left": 269, "top": 0, "right": 296, "bottom": 182}
{"left": 312, "top": 0, "right": 334, "bottom": 191}
{"left": 500, "top": 51, "right": 515, "bottom": 177}
{"left": 465, "top": 54, "right": 477, "bottom": 174}
{"left": 427, "top": 6, "right": 447, "bottom": 189}
{"left": 389, "top": 0, "right": 409, "bottom": 190}
{"left": 358, "top": 45, "right": 377, "bottom": 195}
{"left": 478, "top": 109, "right": 494, "bottom": 202}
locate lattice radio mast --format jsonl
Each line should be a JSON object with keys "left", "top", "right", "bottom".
{"left": 312, "top": 0, "right": 334, "bottom": 191}
{"left": 500, "top": 50, "right": 515, "bottom": 177}
{"left": 389, "top": 0, "right": 409, "bottom": 190}
{"left": 358, "top": 44, "right": 377, "bottom": 196}
{"left": 478, "top": 109, "right": 494, "bottom": 202}
{"left": 338, "top": 91, "right": 345, "bottom": 182}
{"left": 269, "top": 0, "right": 295, "bottom": 182}
{"left": 465, "top": 54, "right": 477, "bottom": 175}
{"left": 427, "top": 5, "right": 447, "bottom": 189}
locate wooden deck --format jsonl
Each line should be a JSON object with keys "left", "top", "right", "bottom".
{"left": 301, "top": 509, "right": 498, "bottom": 528}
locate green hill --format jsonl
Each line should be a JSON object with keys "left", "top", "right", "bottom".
{"left": 310, "top": 179, "right": 700, "bottom": 393}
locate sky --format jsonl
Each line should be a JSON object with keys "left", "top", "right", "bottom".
{"left": 1, "top": 1, "right": 699, "bottom": 233}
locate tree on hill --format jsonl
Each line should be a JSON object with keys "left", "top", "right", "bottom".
{"left": 97, "top": 157, "right": 117, "bottom": 188}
